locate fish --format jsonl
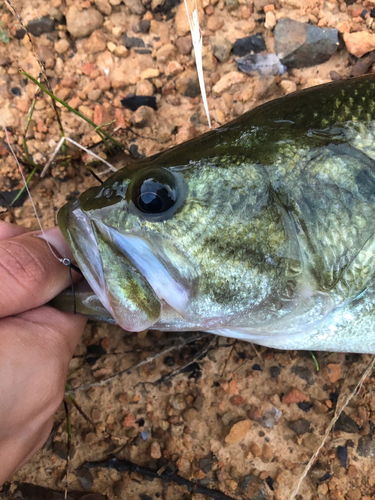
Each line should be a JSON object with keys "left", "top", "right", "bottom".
{"left": 56, "top": 74, "right": 375, "bottom": 354}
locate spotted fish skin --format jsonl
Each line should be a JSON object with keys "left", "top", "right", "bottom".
{"left": 57, "top": 75, "right": 375, "bottom": 353}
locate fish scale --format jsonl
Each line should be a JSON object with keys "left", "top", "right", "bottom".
{"left": 56, "top": 75, "right": 375, "bottom": 352}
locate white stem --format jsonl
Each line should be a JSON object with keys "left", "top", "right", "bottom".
{"left": 184, "top": 0, "right": 211, "bottom": 129}
{"left": 41, "top": 136, "right": 118, "bottom": 177}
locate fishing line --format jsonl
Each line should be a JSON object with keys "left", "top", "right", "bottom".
{"left": 0, "top": 111, "right": 63, "bottom": 262}
{"left": 1, "top": 112, "right": 82, "bottom": 314}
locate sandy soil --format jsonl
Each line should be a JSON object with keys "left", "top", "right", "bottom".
{"left": 1, "top": 0, "right": 375, "bottom": 499}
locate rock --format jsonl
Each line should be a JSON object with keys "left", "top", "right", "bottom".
{"left": 207, "top": 15, "right": 224, "bottom": 32}
{"left": 225, "top": 419, "right": 252, "bottom": 445}
{"left": 237, "top": 54, "right": 285, "bottom": 77}
{"left": 140, "top": 68, "right": 160, "bottom": 79}
{"left": 264, "top": 11, "right": 276, "bottom": 30}
{"left": 323, "top": 363, "right": 342, "bottom": 384}
{"left": 96, "top": 76, "right": 111, "bottom": 90}
{"left": 249, "top": 443, "right": 262, "bottom": 457}
{"left": 123, "top": 34, "right": 145, "bottom": 49}
{"left": 270, "top": 366, "right": 281, "bottom": 378}
{"left": 136, "top": 79, "right": 154, "bottom": 95}
{"left": 225, "top": 0, "right": 238, "bottom": 11}
{"left": 156, "top": 43, "right": 176, "bottom": 62}
{"left": 176, "top": 35, "right": 192, "bottom": 55}
{"left": 88, "top": 89, "right": 102, "bottom": 101}
{"left": 230, "top": 395, "right": 245, "bottom": 406}
{"left": 337, "top": 445, "right": 348, "bottom": 468}
{"left": 86, "top": 30, "right": 107, "bottom": 53}
{"left": 176, "top": 69, "right": 200, "bottom": 97}
{"left": 357, "top": 437, "right": 375, "bottom": 458}
{"left": 297, "top": 401, "right": 313, "bottom": 412}
{"left": 291, "top": 365, "right": 314, "bottom": 385}
{"left": 66, "top": 6, "right": 103, "bottom": 39}
{"left": 254, "top": 0, "right": 275, "bottom": 11}
{"left": 55, "top": 38, "right": 70, "bottom": 54}
{"left": 344, "top": 32, "right": 375, "bottom": 58}
{"left": 199, "top": 456, "right": 212, "bottom": 473}
{"left": 169, "top": 394, "right": 187, "bottom": 410}
{"left": 176, "top": 457, "right": 191, "bottom": 474}
{"left": 75, "top": 468, "right": 94, "bottom": 490}
{"left": 2, "top": 103, "right": 20, "bottom": 128}
{"left": 334, "top": 412, "right": 360, "bottom": 433}
{"left": 193, "top": 45, "right": 217, "bottom": 71}
{"left": 274, "top": 18, "right": 339, "bottom": 68}
{"left": 289, "top": 418, "right": 311, "bottom": 435}
{"left": 49, "top": 7, "right": 64, "bottom": 22}
{"left": 124, "top": 0, "right": 146, "bottom": 15}
{"left": 139, "top": 20, "right": 150, "bottom": 33}
{"left": 232, "top": 33, "right": 266, "bottom": 56}
{"left": 213, "top": 71, "right": 246, "bottom": 93}
{"left": 282, "top": 388, "right": 307, "bottom": 405}
{"left": 260, "top": 407, "right": 281, "bottom": 429}
{"left": 175, "top": 1, "right": 204, "bottom": 37}
{"left": 94, "top": 0, "right": 112, "bottom": 15}
{"left": 240, "top": 474, "right": 269, "bottom": 500}
{"left": 166, "top": 60, "right": 183, "bottom": 76}
{"left": 210, "top": 35, "right": 232, "bottom": 62}
{"left": 150, "top": 441, "right": 162, "bottom": 459}
{"left": 26, "top": 16, "right": 55, "bottom": 37}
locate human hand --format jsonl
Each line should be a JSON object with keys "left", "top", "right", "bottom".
{"left": 0, "top": 221, "right": 87, "bottom": 485}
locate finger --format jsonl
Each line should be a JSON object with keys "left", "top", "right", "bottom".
{"left": 0, "top": 307, "right": 86, "bottom": 485}
{"left": 0, "top": 221, "right": 30, "bottom": 241}
{"left": 0, "top": 227, "right": 79, "bottom": 318}
{"left": 14, "top": 305, "right": 87, "bottom": 361}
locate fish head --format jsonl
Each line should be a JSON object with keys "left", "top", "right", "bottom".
{"left": 58, "top": 140, "right": 316, "bottom": 336}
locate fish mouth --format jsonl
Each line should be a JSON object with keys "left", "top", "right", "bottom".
{"left": 58, "top": 201, "right": 193, "bottom": 331}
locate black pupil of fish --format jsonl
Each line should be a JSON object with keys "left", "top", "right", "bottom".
{"left": 136, "top": 180, "right": 175, "bottom": 214}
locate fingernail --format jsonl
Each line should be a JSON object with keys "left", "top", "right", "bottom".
{"left": 35, "top": 227, "right": 75, "bottom": 262}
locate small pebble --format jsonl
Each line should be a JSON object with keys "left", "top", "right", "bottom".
{"left": 26, "top": 16, "right": 55, "bottom": 37}
{"left": 288, "top": 418, "right": 311, "bottom": 435}
{"left": 323, "top": 363, "right": 342, "bottom": 384}
{"left": 207, "top": 15, "right": 224, "bottom": 32}
{"left": 210, "top": 35, "right": 232, "bottom": 63}
{"left": 176, "top": 69, "right": 200, "bottom": 97}
{"left": 55, "top": 38, "right": 70, "bottom": 54}
{"left": 150, "top": 441, "right": 162, "bottom": 459}
{"left": 75, "top": 468, "right": 94, "bottom": 490}
{"left": 176, "top": 35, "right": 193, "bottom": 55}
{"left": 282, "top": 388, "right": 307, "bottom": 405}
{"left": 169, "top": 394, "right": 187, "bottom": 411}
{"left": 66, "top": 6, "right": 103, "bottom": 39}
{"left": 225, "top": 419, "right": 252, "bottom": 445}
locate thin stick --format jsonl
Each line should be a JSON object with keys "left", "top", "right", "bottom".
{"left": 290, "top": 354, "right": 375, "bottom": 499}
{"left": 0, "top": 112, "right": 63, "bottom": 262}
{"left": 21, "top": 70, "right": 123, "bottom": 150}
{"left": 6, "top": 1, "right": 66, "bottom": 145}
{"left": 82, "top": 456, "right": 236, "bottom": 500}
{"left": 151, "top": 335, "right": 216, "bottom": 385}
{"left": 40, "top": 136, "right": 118, "bottom": 177}
{"left": 70, "top": 333, "right": 209, "bottom": 393}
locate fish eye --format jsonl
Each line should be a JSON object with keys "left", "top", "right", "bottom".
{"left": 131, "top": 169, "right": 178, "bottom": 215}
{"left": 135, "top": 179, "right": 176, "bottom": 213}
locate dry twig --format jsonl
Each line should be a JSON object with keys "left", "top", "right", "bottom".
{"left": 290, "top": 354, "right": 375, "bottom": 499}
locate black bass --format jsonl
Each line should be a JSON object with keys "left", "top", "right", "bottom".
{"left": 57, "top": 75, "right": 375, "bottom": 354}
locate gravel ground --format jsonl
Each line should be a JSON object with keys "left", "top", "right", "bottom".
{"left": 1, "top": 0, "right": 375, "bottom": 499}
